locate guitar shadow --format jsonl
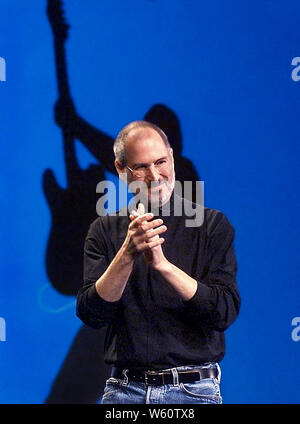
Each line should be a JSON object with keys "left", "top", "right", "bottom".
{"left": 44, "top": 0, "right": 200, "bottom": 405}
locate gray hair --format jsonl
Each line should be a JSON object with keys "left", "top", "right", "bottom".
{"left": 113, "top": 120, "right": 170, "bottom": 167}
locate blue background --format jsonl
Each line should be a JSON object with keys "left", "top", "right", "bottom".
{"left": 0, "top": 0, "right": 299, "bottom": 403}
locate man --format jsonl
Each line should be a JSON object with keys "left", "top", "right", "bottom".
{"left": 76, "top": 121, "right": 240, "bottom": 404}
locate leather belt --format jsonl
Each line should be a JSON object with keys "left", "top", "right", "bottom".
{"left": 111, "top": 366, "right": 218, "bottom": 386}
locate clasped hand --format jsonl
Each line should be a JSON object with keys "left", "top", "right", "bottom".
{"left": 124, "top": 203, "right": 167, "bottom": 268}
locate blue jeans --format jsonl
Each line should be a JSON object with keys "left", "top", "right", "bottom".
{"left": 100, "top": 363, "right": 222, "bottom": 404}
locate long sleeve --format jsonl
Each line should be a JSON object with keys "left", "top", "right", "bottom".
{"left": 76, "top": 218, "right": 120, "bottom": 329}
{"left": 183, "top": 213, "right": 240, "bottom": 331}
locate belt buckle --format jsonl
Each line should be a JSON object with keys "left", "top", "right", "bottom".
{"left": 145, "top": 370, "right": 155, "bottom": 385}
{"left": 145, "top": 370, "right": 164, "bottom": 385}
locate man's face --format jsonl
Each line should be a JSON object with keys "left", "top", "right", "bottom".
{"left": 117, "top": 128, "right": 175, "bottom": 207}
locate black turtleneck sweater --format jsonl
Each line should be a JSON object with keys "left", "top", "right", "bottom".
{"left": 76, "top": 193, "right": 240, "bottom": 370}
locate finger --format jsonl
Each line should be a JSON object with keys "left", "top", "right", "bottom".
{"left": 129, "top": 207, "right": 141, "bottom": 221}
{"left": 129, "top": 211, "right": 138, "bottom": 221}
{"left": 140, "top": 218, "right": 165, "bottom": 232}
{"left": 147, "top": 237, "right": 165, "bottom": 249}
{"left": 145, "top": 225, "right": 167, "bottom": 240}
{"left": 137, "top": 203, "right": 145, "bottom": 215}
{"left": 129, "top": 212, "right": 154, "bottom": 228}
{"left": 149, "top": 234, "right": 159, "bottom": 240}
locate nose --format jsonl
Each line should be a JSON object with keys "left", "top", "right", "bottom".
{"left": 147, "top": 164, "right": 160, "bottom": 181}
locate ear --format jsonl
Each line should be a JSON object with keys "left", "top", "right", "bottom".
{"left": 169, "top": 148, "right": 174, "bottom": 165}
{"left": 115, "top": 159, "right": 128, "bottom": 183}
{"left": 115, "top": 159, "right": 124, "bottom": 175}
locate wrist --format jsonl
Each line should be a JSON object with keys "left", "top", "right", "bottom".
{"left": 118, "top": 245, "right": 135, "bottom": 266}
{"left": 152, "top": 258, "right": 172, "bottom": 273}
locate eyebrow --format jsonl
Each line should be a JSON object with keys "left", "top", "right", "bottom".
{"left": 132, "top": 156, "right": 168, "bottom": 168}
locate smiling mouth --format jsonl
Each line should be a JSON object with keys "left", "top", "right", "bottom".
{"left": 148, "top": 181, "right": 167, "bottom": 189}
